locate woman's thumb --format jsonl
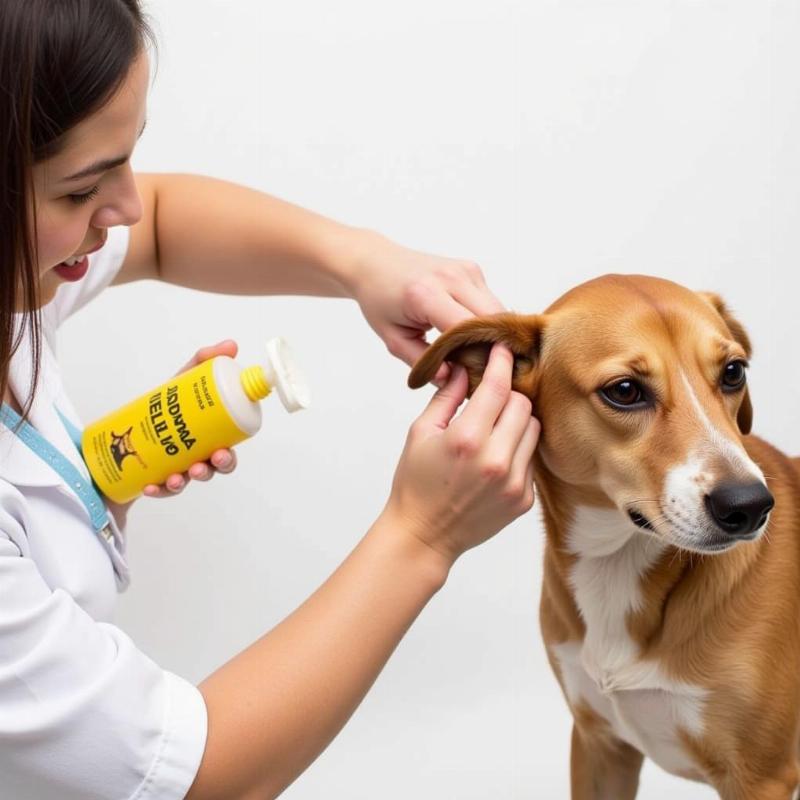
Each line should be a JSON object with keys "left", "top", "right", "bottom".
{"left": 173, "top": 340, "right": 238, "bottom": 377}
{"left": 417, "top": 364, "right": 468, "bottom": 431}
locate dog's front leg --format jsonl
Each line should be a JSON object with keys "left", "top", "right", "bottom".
{"left": 570, "top": 722, "right": 644, "bottom": 800}
{"left": 718, "top": 773, "right": 800, "bottom": 800}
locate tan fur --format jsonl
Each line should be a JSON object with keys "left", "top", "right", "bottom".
{"left": 410, "top": 274, "right": 800, "bottom": 799}
{"left": 570, "top": 702, "right": 644, "bottom": 800}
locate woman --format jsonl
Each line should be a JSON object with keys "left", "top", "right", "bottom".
{"left": 0, "top": 2, "right": 540, "bottom": 798}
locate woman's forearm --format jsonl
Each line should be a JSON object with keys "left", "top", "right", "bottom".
{"left": 148, "top": 173, "right": 381, "bottom": 298}
{"left": 185, "top": 510, "right": 451, "bottom": 800}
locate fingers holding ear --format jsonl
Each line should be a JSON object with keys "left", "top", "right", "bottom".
{"left": 385, "top": 329, "right": 451, "bottom": 387}
{"left": 407, "top": 313, "right": 543, "bottom": 392}
{"left": 414, "top": 365, "right": 469, "bottom": 433}
{"left": 455, "top": 344, "right": 515, "bottom": 434}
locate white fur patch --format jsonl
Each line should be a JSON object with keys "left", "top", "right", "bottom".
{"left": 679, "top": 370, "right": 764, "bottom": 483}
{"left": 663, "top": 454, "right": 712, "bottom": 545}
{"left": 556, "top": 505, "right": 708, "bottom": 778}
{"left": 654, "top": 372, "right": 771, "bottom": 551}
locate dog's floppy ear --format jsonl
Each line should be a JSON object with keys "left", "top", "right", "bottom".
{"left": 408, "top": 313, "right": 544, "bottom": 398}
{"left": 696, "top": 291, "right": 753, "bottom": 435}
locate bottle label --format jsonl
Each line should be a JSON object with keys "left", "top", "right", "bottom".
{"left": 82, "top": 359, "right": 249, "bottom": 503}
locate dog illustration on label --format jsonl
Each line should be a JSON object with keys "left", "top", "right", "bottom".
{"left": 109, "top": 427, "right": 147, "bottom": 471}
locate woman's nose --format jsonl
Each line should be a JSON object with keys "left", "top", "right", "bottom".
{"left": 92, "top": 164, "right": 143, "bottom": 228}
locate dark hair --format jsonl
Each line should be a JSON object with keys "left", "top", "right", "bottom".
{"left": 0, "top": 0, "right": 153, "bottom": 430}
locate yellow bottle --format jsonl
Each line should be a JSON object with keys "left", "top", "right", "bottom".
{"left": 81, "top": 338, "right": 310, "bottom": 504}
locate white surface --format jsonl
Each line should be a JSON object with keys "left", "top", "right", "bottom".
{"left": 57, "top": 1, "right": 797, "bottom": 797}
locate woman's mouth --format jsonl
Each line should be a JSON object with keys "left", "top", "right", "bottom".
{"left": 54, "top": 254, "right": 90, "bottom": 282}
{"left": 53, "top": 239, "right": 105, "bottom": 282}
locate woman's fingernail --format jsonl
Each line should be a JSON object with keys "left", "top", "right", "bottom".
{"left": 214, "top": 454, "right": 231, "bottom": 468}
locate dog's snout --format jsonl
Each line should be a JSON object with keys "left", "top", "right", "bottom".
{"left": 704, "top": 482, "right": 775, "bottom": 538}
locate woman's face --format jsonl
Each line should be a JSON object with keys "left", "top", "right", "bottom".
{"left": 28, "top": 51, "right": 150, "bottom": 309}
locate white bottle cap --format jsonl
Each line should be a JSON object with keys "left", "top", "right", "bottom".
{"left": 262, "top": 338, "right": 311, "bottom": 413}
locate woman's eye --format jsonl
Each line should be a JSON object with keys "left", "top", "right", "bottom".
{"left": 68, "top": 185, "right": 100, "bottom": 205}
{"left": 722, "top": 360, "right": 747, "bottom": 391}
{"left": 600, "top": 379, "right": 646, "bottom": 408}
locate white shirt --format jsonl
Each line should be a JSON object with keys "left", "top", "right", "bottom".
{"left": 0, "top": 226, "right": 208, "bottom": 799}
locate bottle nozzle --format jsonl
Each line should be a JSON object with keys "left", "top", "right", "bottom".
{"left": 240, "top": 365, "right": 272, "bottom": 402}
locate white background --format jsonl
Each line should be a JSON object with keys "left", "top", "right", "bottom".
{"left": 58, "top": 1, "right": 799, "bottom": 798}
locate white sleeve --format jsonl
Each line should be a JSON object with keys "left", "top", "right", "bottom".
{"left": 51, "top": 225, "right": 131, "bottom": 328}
{"left": 0, "top": 498, "right": 208, "bottom": 800}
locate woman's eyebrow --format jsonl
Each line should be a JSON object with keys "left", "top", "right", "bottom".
{"left": 60, "top": 119, "right": 148, "bottom": 184}
{"left": 62, "top": 155, "right": 129, "bottom": 183}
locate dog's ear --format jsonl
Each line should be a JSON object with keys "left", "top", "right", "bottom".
{"left": 408, "top": 313, "right": 544, "bottom": 398}
{"left": 696, "top": 291, "right": 753, "bottom": 435}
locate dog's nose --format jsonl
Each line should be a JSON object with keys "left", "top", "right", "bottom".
{"left": 705, "top": 482, "right": 775, "bottom": 538}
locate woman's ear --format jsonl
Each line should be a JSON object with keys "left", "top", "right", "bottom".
{"left": 696, "top": 291, "right": 753, "bottom": 435}
{"left": 408, "top": 313, "right": 545, "bottom": 398}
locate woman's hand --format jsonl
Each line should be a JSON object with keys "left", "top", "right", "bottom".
{"left": 383, "top": 344, "right": 540, "bottom": 568}
{"left": 141, "top": 340, "right": 240, "bottom": 498}
{"left": 349, "top": 233, "right": 505, "bottom": 386}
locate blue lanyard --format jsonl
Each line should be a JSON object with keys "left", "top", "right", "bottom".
{"left": 0, "top": 402, "right": 113, "bottom": 540}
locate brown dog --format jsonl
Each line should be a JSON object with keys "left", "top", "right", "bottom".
{"left": 409, "top": 274, "right": 800, "bottom": 800}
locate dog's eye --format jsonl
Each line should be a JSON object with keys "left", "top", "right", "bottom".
{"left": 600, "top": 379, "right": 646, "bottom": 408}
{"left": 722, "top": 360, "right": 747, "bottom": 391}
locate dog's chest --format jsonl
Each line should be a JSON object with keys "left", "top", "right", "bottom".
{"left": 552, "top": 507, "right": 708, "bottom": 778}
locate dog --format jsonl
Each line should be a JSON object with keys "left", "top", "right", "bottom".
{"left": 408, "top": 274, "right": 800, "bottom": 800}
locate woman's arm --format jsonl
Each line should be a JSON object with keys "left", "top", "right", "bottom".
{"left": 121, "top": 173, "right": 370, "bottom": 297}
{"left": 122, "top": 173, "right": 504, "bottom": 375}
{"left": 188, "top": 510, "right": 449, "bottom": 800}
{"left": 185, "top": 347, "right": 539, "bottom": 799}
